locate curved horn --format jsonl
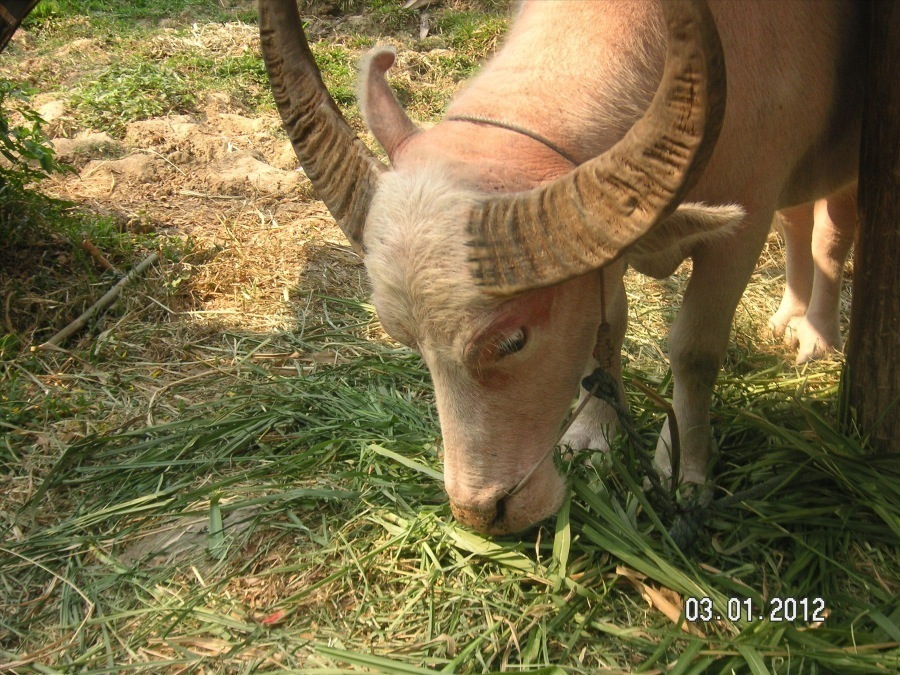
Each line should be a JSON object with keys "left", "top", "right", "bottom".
{"left": 468, "top": 0, "right": 726, "bottom": 293}
{"left": 259, "top": 0, "right": 386, "bottom": 255}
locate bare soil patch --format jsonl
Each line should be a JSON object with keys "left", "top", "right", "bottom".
{"left": 16, "top": 98, "right": 364, "bottom": 340}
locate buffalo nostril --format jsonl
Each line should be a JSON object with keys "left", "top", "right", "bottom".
{"left": 492, "top": 495, "right": 507, "bottom": 525}
{"left": 450, "top": 496, "right": 506, "bottom": 533}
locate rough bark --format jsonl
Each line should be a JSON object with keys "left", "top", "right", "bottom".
{"left": 0, "top": 1, "right": 41, "bottom": 52}
{"left": 846, "top": 0, "right": 900, "bottom": 451}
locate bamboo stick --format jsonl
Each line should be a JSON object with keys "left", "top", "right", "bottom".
{"left": 35, "top": 251, "right": 159, "bottom": 349}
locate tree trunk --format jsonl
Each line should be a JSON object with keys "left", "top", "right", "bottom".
{"left": 846, "top": 0, "right": 900, "bottom": 451}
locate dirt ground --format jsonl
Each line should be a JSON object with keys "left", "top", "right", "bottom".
{"left": 44, "top": 91, "right": 366, "bottom": 329}
{"left": 1, "top": 18, "right": 387, "bottom": 356}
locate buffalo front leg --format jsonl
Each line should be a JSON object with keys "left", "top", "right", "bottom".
{"left": 656, "top": 213, "right": 772, "bottom": 483}
{"left": 561, "top": 261, "right": 628, "bottom": 453}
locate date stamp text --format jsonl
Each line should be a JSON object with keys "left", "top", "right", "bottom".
{"left": 684, "top": 597, "right": 828, "bottom": 624}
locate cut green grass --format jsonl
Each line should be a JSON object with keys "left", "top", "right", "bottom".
{"left": 2, "top": 316, "right": 897, "bottom": 672}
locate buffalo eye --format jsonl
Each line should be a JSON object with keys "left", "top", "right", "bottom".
{"left": 497, "top": 328, "right": 527, "bottom": 356}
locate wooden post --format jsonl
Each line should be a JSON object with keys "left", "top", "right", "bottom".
{"left": 846, "top": 0, "right": 900, "bottom": 451}
{"left": 0, "top": 1, "right": 42, "bottom": 52}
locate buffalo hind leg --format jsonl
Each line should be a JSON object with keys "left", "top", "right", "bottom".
{"left": 656, "top": 212, "right": 772, "bottom": 483}
{"left": 795, "top": 186, "right": 856, "bottom": 362}
{"left": 769, "top": 203, "right": 815, "bottom": 344}
{"left": 769, "top": 185, "right": 856, "bottom": 363}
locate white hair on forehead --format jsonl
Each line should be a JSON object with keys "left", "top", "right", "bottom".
{"left": 363, "top": 166, "right": 497, "bottom": 349}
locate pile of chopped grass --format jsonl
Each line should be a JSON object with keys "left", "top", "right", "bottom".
{"left": 2, "top": 301, "right": 897, "bottom": 672}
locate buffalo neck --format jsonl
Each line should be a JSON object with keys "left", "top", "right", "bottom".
{"left": 445, "top": 0, "right": 665, "bottom": 167}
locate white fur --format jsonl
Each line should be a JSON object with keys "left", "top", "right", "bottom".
{"left": 364, "top": 167, "right": 496, "bottom": 354}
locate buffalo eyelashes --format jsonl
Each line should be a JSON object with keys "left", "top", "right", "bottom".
{"left": 497, "top": 328, "right": 527, "bottom": 356}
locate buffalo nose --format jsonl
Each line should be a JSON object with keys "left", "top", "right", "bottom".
{"left": 450, "top": 494, "right": 508, "bottom": 533}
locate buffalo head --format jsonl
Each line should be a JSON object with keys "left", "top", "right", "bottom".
{"left": 258, "top": 0, "right": 728, "bottom": 534}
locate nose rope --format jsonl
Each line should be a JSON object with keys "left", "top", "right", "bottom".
{"left": 499, "top": 269, "right": 791, "bottom": 550}
{"left": 506, "top": 375, "right": 603, "bottom": 498}
{"left": 444, "top": 113, "right": 599, "bottom": 500}
{"left": 593, "top": 273, "right": 614, "bottom": 370}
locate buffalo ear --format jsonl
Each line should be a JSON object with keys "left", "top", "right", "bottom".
{"left": 359, "top": 47, "right": 420, "bottom": 161}
{"left": 627, "top": 203, "right": 745, "bottom": 279}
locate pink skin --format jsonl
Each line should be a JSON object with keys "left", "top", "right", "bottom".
{"left": 371, "top": 129, "right": 618, "bottom": 534}
{"left": 361, "top": 0, "right": 863, "bottom": 533}
{"left": 429, "top": 274, "right": 607, "bottom": 534}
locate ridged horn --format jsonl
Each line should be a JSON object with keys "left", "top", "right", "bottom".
{"left": 259, "top": 0, "right": 386, "bottom": 255}
{"left": 468, "top": 0, "right": 726, "bottom": 293}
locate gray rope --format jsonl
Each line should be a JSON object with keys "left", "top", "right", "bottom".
{"left": 445, "top": 114, "right": 580, "bottom": 166}
{"left": 581, "top": 368, "right": 676, "bottom": 522}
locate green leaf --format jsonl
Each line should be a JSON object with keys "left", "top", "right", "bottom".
{"left": 317, "top": 645, "right": 437, "bottom": 674}
{"left": 207, "top": 494, "right": 225, "bottom": 559}
{"left": 370, "top": 443, "right": 443, "bottom": 481}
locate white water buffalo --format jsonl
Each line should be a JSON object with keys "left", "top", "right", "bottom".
{"left": 259, "top": 0, "right": 863, "bottom": 534}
